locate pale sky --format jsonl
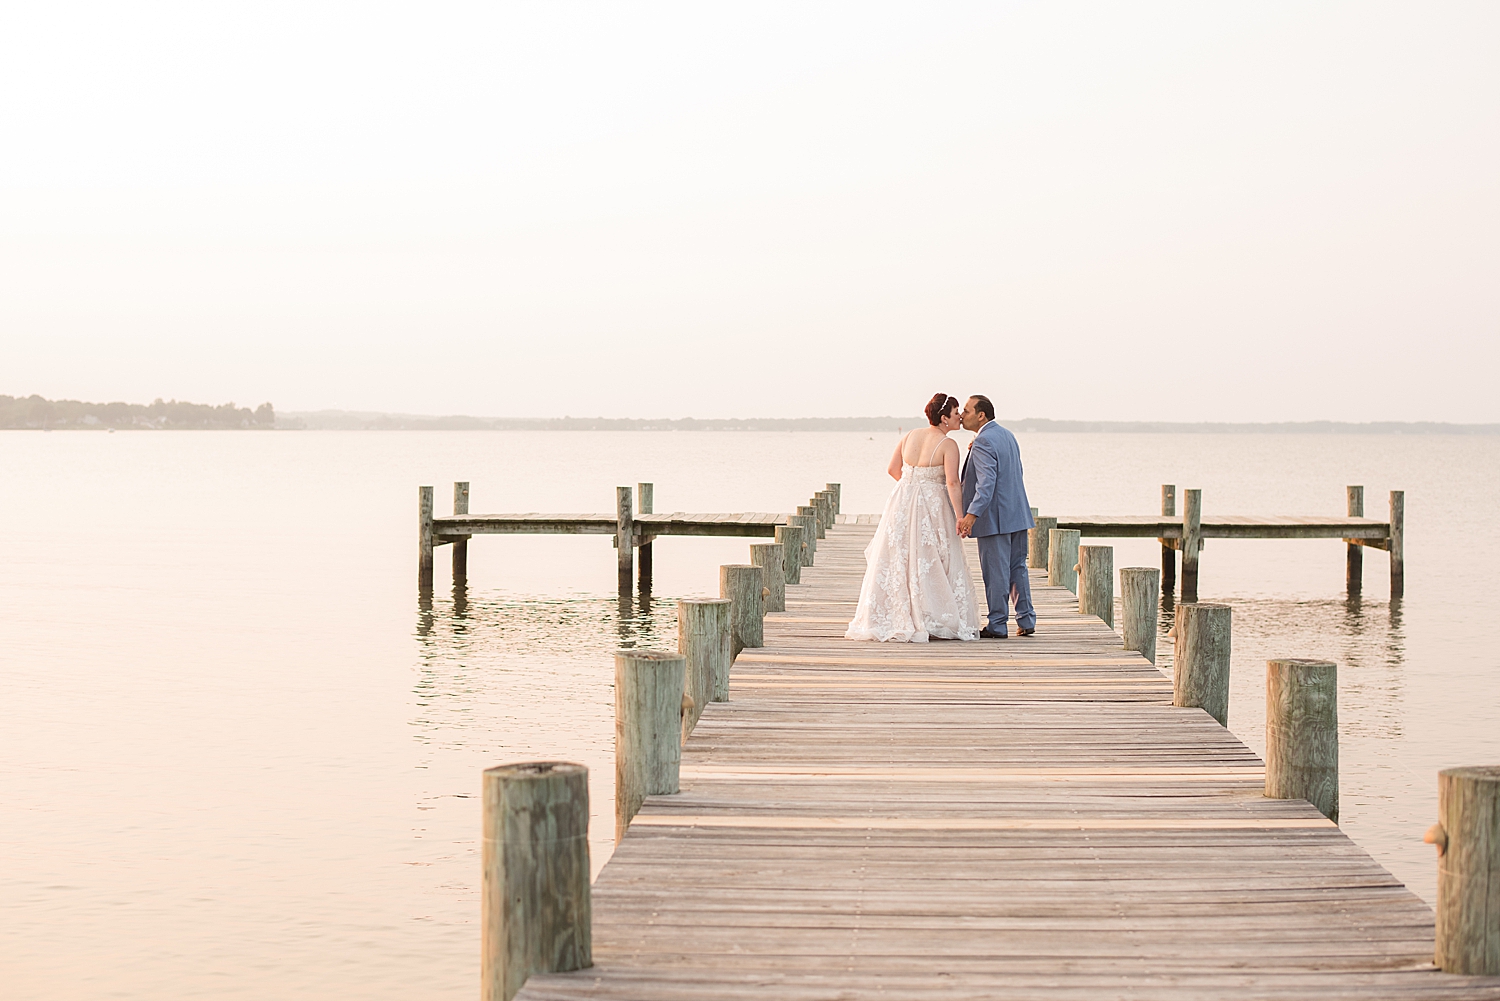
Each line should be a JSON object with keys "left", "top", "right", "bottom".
{"left": 2, "top": 2, "right": 1496, "bottom": 421}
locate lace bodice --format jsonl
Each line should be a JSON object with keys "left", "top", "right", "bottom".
{"left": 902, "top": 463, "right": 947, "bottom": 482}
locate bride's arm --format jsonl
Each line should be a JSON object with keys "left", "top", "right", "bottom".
{"left": 942, "top": 439, "right": 964, "bottom": 517}
{"left": 886, "top": 434, "right": 907, "bottom": 481}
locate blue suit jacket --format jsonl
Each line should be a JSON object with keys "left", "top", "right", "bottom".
{"left": 961, "top": 421, "right": 1035, "bottom": 537}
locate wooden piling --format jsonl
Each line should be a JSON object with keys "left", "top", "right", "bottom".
{"left": 720, "top": 564, "right": 765, "bottom": 656}
{"left": 614, "top": 650, "right": 685, "bottom": 841}
{"left": 1029, "top": 516, "right": 1057, "bottom": 570}
{"left": 1160, "top": 485, "right": 1176, "bottom": 598}
{"left": 798, "top": 506, "right": 823, "bottom": 545}
{"left": 1390, "top": 490, "right": 1405, "bottom": 598}
{"left": 418, "top": 485, "right": 434, "bottom": 587}
{"left": 1048, "top": 529, "right": 1080, "bottom": 594}
{"left": 1432, "top": 765, "right": 1500, "bottom": 974}
{"left": 750, "top": 543, "right": 786, "bottom": 613}
{"left": 1173, "top": 602, "right": 1231, "bottom": 726}
{"left": 615, "top": 486, "right": 633, "bottom": 586}
{"left": 1120, "top": 567, "right": 1160, "bottom": 663}
{"left": 825, "top": 483, "right": 841, "bottom": 516}
{"left": 679, "top": 599, "right": 731, "bottom": 731}
{"left": 481, "top": 761, "right": 592, "bottom": 1001}
{"left": 790, "top": 513, "right": 818, "bottom": 563}
{"left": 1077, "top": 545, "right": 1114, "bottom": 627}
{"left": 775, "top": 524, "right": 804, "bottom": 584}
{"left": 1345, "top": 486, "right": 1363, "bottom": 594}
{"left": 1181, "top": 488, "right": 1202, "bottom": 602}
{"left": 1264, "top": 658, "right": 1339, "bottom": 823}
{"left": 637, "top": 483, "right": 653, "bottom": 585}
{"left": 813, "top": 492, "right": 832, "bottom": 535}
{"left": 453, "top": 481, "right": 470, "bottom": 578}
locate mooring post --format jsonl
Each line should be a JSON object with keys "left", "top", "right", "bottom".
{"left": 614, "top": 650, "right": 685, "bottom": 841}
{"left": 813, "top": 492, "right": 832, "bottom": 535}
{"left": 1048, "top": 529, "right": 1080, "bottom": 594}
{"left": 481, "top": 761, "right": 592, "bottom": 1001}
{"left": 1120, "top": 567, "right": 1161, "bottom": 663}
{"left": 750, "top": 543, "right": 786, "bottom": 613}
{"left": 453, "top": 481, "right": 470, "bottom": 578}
{"left": 1029, "top": 516, "right": 1057, "bottom": 570}
{"left": 1430, "top": 766, "right": 1500, "bottom": 974}
{"left": 720, "top": 564, "right": 764, "bottom": 656}
{"left": 615, "top": 486, "right": 633, "bottom": 589}
{"left": 418, "top": 485, "right": 435, "bottom": 587}
{"left": 1264, "top": 658, "right": 1339, "bottom": 823}
{"left": 1345, "top": 485, "right": 1363, "bottom": 595}
{"left": 1181, "top": 488, "right": 1203, "bottom": 602}
{"left": 1160, "top": 485, "right": 1177, "bottom": 598}
{"left": 1173, "top": 602, "right": 1231, "bottom": 726}
{"left": 1389, "top": 489, "right": 1405, "bottom": 598}
{"left": 826, "top": 483, "right": 841, "bottom": 516}
{"left": 637, "top": 483, "right": 653, "bottom": 586}
{"left": 797, "top": 507, "right": 821, "bottom": 550}
{"left": 1078, "top": 545, "right": 1114, "bottom": 626}
{"left": 678, "top": 599, "right": 731, "bottom": 734}
{"left": 775, "top": 524, "right": 804, "bottom": 584}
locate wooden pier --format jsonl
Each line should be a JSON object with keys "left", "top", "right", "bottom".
{"left": 512, "top": 519, "right": 1497, "bottom": 1001}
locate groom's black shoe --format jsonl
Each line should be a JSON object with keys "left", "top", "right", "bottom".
{"left": 978, "top": 627, "right": 1008, "bottom": 639}
{"left": 1018, "top": 627, "right": 1036, "bottom": 637}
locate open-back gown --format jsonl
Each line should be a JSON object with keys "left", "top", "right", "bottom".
{"left": 844, "top": 452, "right": 981, "bottom": 643}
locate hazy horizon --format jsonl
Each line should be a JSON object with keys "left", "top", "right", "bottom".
{"left": 3, "top": 3, "right": 1496, "bottom": 422}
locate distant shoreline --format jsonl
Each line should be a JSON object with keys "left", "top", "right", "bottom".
{"left": 279, "top": 411, "right": 1500, "bottom": 434}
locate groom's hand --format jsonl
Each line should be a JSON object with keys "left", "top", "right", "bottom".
{"left": 957, "top": 513, "right": 977, "bottom": 538}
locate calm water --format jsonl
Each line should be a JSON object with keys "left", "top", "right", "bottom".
{"left": 2, "top": 430, "right": 1497, "bottom": 999}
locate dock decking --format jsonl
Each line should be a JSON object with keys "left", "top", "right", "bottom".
{"left": 518, "top": 521, "right": 1498, "bottom": 1000}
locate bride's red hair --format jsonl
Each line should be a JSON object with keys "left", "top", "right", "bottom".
{"left": 925, "top": 394, "right": 958, "bottom": 426}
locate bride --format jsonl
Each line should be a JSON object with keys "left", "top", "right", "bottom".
{"left": 845, "top": 393, "right": 981, "bottom": 643}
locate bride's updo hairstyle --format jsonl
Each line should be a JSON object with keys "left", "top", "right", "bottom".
{"left": 925, "top": 393, "right": 959, "bottom": 426}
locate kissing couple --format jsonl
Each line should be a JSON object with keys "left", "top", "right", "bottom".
{"left": 845, "top": 393, "right": 1037, "bottom": 643}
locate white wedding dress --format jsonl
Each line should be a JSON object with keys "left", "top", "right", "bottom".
{"left": 844, "top": 459, "right": 981, "bottom": 643}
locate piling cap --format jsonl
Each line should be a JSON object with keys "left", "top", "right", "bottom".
{"left": 614, "top": 649, "right": 685, "bottom": 662}
{"left": 1440, "top": 765, "right": 1500, "bottom": 783}
{"left": 483, "top": 761, "right": 588, "bottom": 780}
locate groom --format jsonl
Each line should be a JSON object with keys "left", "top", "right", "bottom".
{"left": 957, "top": 395, "right": 1037, "bottom": 638}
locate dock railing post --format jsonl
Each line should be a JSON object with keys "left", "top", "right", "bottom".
{"left": 1389, "top": 489, "right": 1404, "bottom": 598}
{"left": 614, "top": 650, "right": 685, "bottom": 842}
{"left": 1029, "top": 516, "right": 1057, "bottom": 570}
{"left": 1173, "top": 602, "right": 1231, "bottom": 726}
{"left": 1120, "top": 567, "right": 1160, "bottom": 663}
{"left": 825, "top": 483, "right": 841, "bottom": 517}
{"left": 720, "top": 564, "right": 765, "bottom": 657}
{"left": 1048, "top": 529, "right": 1080, "bottom": 594}
{"left": 1078, "top": 545, "right": 1114, "bottom": 626}
{"left": 750, "top": 543, "right": 786, "bottom": 613}
{"left": 1160, "top": 485, "right": 1177, "bottom": 598}
{"left": 453, "top": 481, "right": 470, "bottom": 579}
{"left": 1181, "top": 488, "right": 1202, "bottom": 602}
{"left": 1264, "top": 659, "right": 1338, "bottom": 823}
{"left": 637, "top": 483, "right": 653, "bottom": 587}
{"left": 418, "top": 485, "right": 434, "bottom": 587}
{"left": 813, "top": 492, "right": 832, "bottom": 536}
{"left": 1430, "top": 766, "right": 1500, "bottom": 974}
{"left": 678, "top": 600, "right": 731, "bottom": 734}
{"left": 481, "top": 761, "right": 592, "bottom": 1001}
{"left": 796, "top": 507, "right": 821, "bottom": 553}
{"left": 775, "top": 524, "right": 804, "bottom": 584}
{"left": 615, "top": 486, "right": 633, "bottom": 590}
{"left": 1345, "top": 486, "right": 1363, "bottom": 595}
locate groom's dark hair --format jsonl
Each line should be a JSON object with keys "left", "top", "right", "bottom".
{"left": 969, "top": 395, "right": 995, "bottom": 421}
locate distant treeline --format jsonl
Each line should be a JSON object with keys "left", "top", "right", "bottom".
{"left": 1, "top": 395, "right": 275, "bottom": 430}
{"left": 282, "top": 410, "right": 1500, "bottom": 434}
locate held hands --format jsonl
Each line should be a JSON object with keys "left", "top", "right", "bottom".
{"left": 957, "top": 513, "right": 977, "bottom": 538}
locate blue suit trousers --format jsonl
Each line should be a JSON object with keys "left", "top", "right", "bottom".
{"left": 976, "top": 530, "right": 1035, "bottom": 635}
